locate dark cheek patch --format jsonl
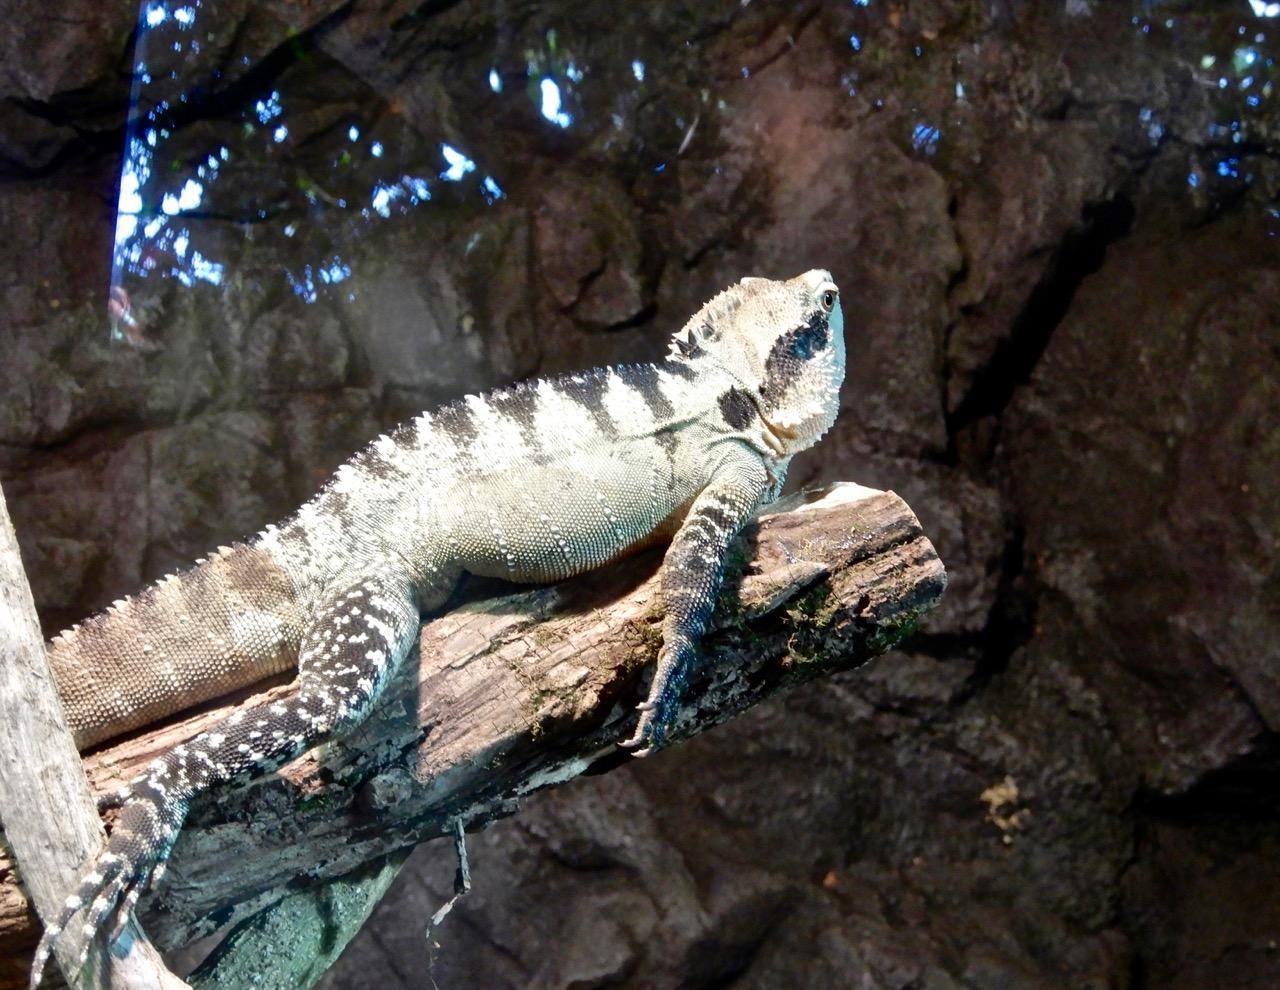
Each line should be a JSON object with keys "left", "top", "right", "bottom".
{"left": 788, "top": 313, "right": 830, "bottom": 359}
{"left": 718, "top": 386, "right": 756, "bottom": 430}
{"left": 761, "top": 311, "right": 829, "bottom": 407}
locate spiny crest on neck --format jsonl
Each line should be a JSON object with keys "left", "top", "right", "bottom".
{"left": 666, "top": 282, "right": 748, "bottom": 362}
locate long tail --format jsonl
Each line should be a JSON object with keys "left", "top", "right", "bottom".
{"left": 48, "top": 543, "right": 304, "bottom": 749}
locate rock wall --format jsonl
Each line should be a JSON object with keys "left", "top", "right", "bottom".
{"left": 1, "top": 0, "right": 1277, "bottom": 987}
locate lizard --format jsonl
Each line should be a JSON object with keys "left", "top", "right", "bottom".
{"left": 28, "top": 268, "right": 846, "bottom": 988}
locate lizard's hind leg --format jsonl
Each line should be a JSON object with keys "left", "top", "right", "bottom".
{"left": 29, "top": 570, "right": 422, "bottom": 990}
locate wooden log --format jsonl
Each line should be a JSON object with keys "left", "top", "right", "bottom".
{"left": 0, "top": 484, "right": 947, "bottom": 988}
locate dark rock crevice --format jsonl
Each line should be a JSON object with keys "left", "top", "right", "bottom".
{"left": 946, "top": 193, "right": 1136, "bottom": 460}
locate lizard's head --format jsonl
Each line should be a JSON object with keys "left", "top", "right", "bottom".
{"left": 670, "top": 269, "right": 846, "bottom": 453}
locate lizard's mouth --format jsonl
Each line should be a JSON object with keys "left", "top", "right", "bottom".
{"left": 759, "top": 415, "right": 798, "bottom": 455}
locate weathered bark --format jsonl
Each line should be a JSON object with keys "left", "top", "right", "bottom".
{"left": 0, "top": 484, "right": 946, "bottom": 987}
{"left": 0, "top": 484, "right": 190, "bottom": 990}
{"left": 188, "top": 850, "right": 413, "bottom": 990}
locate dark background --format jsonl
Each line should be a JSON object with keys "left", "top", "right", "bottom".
{"left": 2, "top": 0, "right": 1278, "bottom": 987}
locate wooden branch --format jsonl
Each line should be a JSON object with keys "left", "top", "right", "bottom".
{"left": 0, "top": 484, "right": 946, "bottom": 987}
{"left": 0, "top": 484, "right": 190, "bottom": 990}
{"left": 186, "top": 850, "right": 413, "bottom": 989}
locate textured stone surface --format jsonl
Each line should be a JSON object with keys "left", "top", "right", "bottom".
{"left": 0, "top": 0, "right": 1277, "bottom": 987}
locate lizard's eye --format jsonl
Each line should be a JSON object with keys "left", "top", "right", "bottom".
{"left": 819, "top": 288, "right": 837, "bottom": 313}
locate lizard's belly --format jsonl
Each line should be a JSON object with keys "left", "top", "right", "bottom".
{"left": 435, "top": 450, "right": 693, "bottom": 583}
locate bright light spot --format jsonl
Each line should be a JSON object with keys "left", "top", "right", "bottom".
{"left": 174, "top": 6, "right": 196, "bottom": 26}
{"left": 371, "top": 141, "right": 384, "bottom": 157}
{"left": 566, "top": 62, "right": 584, "bottom": 82}
{"left": 115, "top": 165, "right": 143, "bottom": 246}
{"left": 348, "top": 125, "right": 360, "bottom": 141}
{"left": 160, "top": 178, "right": 203, "bottom": 215}
{"left": 1187, "top": 171, "right": 1200, "bottom": 187}
{"left": 632, "top": 60, "right": 645, "bottom": 81}
{"left": 284, "top": 222, "right": 298, "bottom": 237}
{"left": 174, "top": 230, "right": 189, "bottom": 257}
{"left": 405, "top": 176, "right": 431, "bottom": 201}
{"left": 1201, "top": 54, "right": 1217, "bottom": 68}
{"left": 1139, "top": 107, "right": 1164, "bottom": 141}
{"left": 288, "top": 267, "right": 317, "bottom": 302}
{"left": 371, "top": 181, "right": 403, "bottom": 218}
{"left": 481, "top": 175, "right": 505, "bottom": 202}
{"left": 911, "top": 122, "right": 941, "bottom": 154}
{"left": 114, "top": 213, "right": 138, "bottom": 245}
{"left": 191, "top": 252, "right": 222, "bottom": 283}
{"left": 145, "top": 4, "right": 167, "bottom": 26}
{"left": 489, "top": 68, "right": 503, "bottom": 92}
{"left": 1248, "top": 0, "right": 1280, "bottom": 16}
{"left": 539, "top": 78, "right": 573, "bottom": 127}
{"left": 273, "top": 124, "right": 288, "bottom": 143}
{"left": 850, "top": 34, "right": 862, "bottom": 51}
{"left": 852, "top": 0, "right": 870, "bottom": 6}
{"left": 955, "top": 80, "right": 966, "bottom": 99}
{"left": 255, "top": 92, "right": 282, "bottom": 124}
{"left": 321, "top": 258, "right": 352, "bottom": 284}
{"left": 144, "top": 216, "right": 165, "bottom": 239}
{"left": 177, "top": 178, "right": 202, "bottom": 210}
{"left": 219, "top": 146, "right": 230, "bottom": 160}
{"left": 441, "top": 143, "right": 476, "bottom": 181}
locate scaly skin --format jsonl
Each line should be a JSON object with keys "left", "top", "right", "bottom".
{"left": 31, "top": 269, "right": 846, "bottom": 988}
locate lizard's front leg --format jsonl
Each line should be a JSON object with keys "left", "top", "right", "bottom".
{"left": 620, "top": 449, "right": 769, "bottom": 757}
{"left": 29, "top": 569, "right": 423, "bottom": 990}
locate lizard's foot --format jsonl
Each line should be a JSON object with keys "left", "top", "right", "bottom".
{"left": 619, "top": 638, "right": 693, "bottom": 757}
{"left": 29, "top": 790, "right": 185, "bottom": 990}
{"left": 95, "top": 782, "right": 136, "bottom": 813}
{"left": 619, "top": 686, "right": 684, "bottom": 757}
